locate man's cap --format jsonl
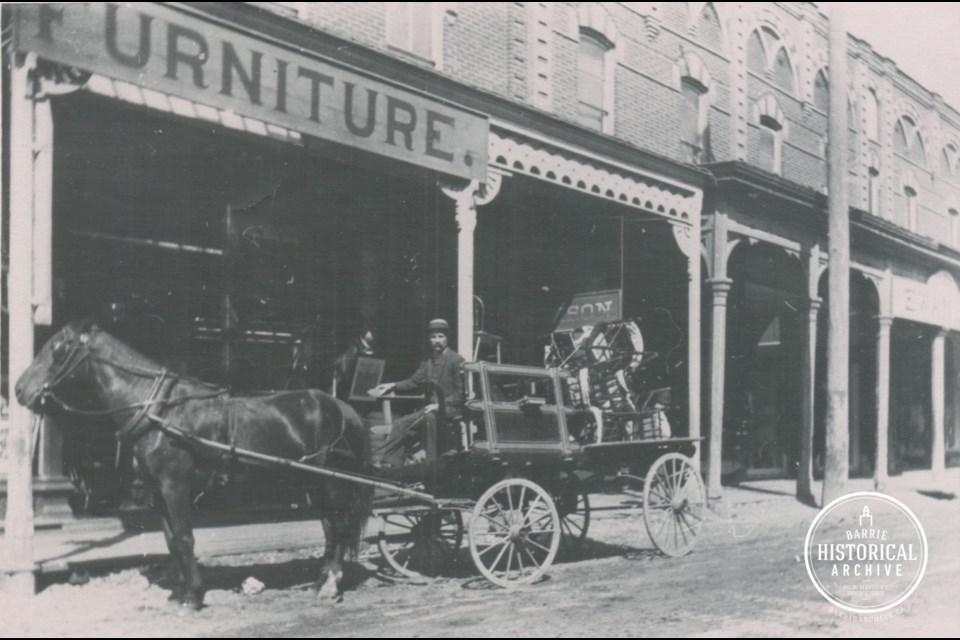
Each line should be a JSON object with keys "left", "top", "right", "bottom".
{"left": 427, "top": 318, "right": 450, "bottom": 334}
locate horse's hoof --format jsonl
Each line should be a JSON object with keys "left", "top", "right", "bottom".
{"left": 181, "top": 597, "right": 204, "bottom": 611}
{"left": 167, "top": 591, "right": 185, "bottom": 605}
{"left": 316, "top": 583, "right": 342, "bottom": 603}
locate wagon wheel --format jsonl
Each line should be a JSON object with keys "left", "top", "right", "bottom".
{"left": 643, "top": 453, "right": 706, "bottom": 557}
{"left": 377, "top": 508, "right": 464, "bottom": 579}
{"left": 469, "top": 478, "right": 561, "bottom": 587}
{"left": 554, "top": 478, "right": 590, "bottom": 554}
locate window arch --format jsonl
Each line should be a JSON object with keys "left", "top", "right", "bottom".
{"left": 894, "top": 115, "right": 927, "bottom": 168}
{"left": 942, "top": 143, "right": 959, "bottom": 177}
{"left": 695, "top": 3, "right": 724, "bottom": 51}
{"left": 746, "top": 26, "right": 795, "bottom": 95}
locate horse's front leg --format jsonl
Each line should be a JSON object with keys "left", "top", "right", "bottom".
{"left": 158, "top": 477, "right": 205, "bottom": 610}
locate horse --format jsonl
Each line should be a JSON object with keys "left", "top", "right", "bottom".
{"left": 14, "top": 318, "right": 372, "bottom": 608}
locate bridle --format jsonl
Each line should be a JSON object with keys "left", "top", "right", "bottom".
{"left": 36, "top": 331, "right": 226, "bottom": 441}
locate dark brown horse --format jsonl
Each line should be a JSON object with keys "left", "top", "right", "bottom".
{"left": 14, "top": 319, "right": 372, "bottom": 608}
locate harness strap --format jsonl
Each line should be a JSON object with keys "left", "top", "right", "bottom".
{"left": 115, "top": 370, "right": 169, "bottom": 443}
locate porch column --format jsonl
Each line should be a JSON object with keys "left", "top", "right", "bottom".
{"left": 441, "top": 173, "right": 502, "bottom": 360}
{"left": 707, "top": 277, "right": 732, "bottom": 500}
{"left": 2, "top": 53, "right": 38, "bottom": 595}
{"left": 798, "top": 297, "right": 821, "bottom": 499}
{"left": 932, "top": 329, "right": 947, "bottom": 479}
{"left": 874, "top": 316, "right": 893, "bottom": 491}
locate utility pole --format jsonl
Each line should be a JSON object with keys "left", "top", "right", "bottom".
{"left": 824, "top": 4, "right": 850, "bottom": 505}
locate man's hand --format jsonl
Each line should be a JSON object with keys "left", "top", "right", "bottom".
{"left": 368, "top": 383, "right": 395, "bottom": 398}
{"left": 423, "top": 403, "right": 439, "bottom": 413}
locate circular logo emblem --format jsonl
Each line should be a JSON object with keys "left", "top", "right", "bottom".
{"left": 804, "top": 492, "right": 927, "bottom": 613}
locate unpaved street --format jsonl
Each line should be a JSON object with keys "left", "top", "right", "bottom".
{"left": 4, "top": 472, "right": 958, "bottom": 638}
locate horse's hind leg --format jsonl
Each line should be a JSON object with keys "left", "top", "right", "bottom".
{"left": 158, "top": 478, "right": 205, "bottom": 609}
{"left": 318, "top": 516, "right": 344, "bottom": 601}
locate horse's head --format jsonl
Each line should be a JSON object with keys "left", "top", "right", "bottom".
{"left": 14, "top": 318, "right": 99, "bottom": 411}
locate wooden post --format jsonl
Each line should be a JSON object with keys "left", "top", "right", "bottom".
{"left": 1, "top": 53, "right": 38, "bottom": 595}
{"left": 687, "top": 215, "right": 702, "bottom": 472}
{"left": 823, "top": 5, "right": 850, "bottom": 505}
{"left": 707, "top": 278, "right": 731, "bottom": 498}
{"left": 798, "top": 296, "right": 821, "bottom": 500}
{"left": 442, "top": 174, "right": 502, "bottom": 362}
{"left": 874, "top": 316, "right": 892, "bottom": 491}
{"left": 932, "top": 329, "right": 947, "bottom": 480}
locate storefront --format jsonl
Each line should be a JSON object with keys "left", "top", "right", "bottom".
{"left": 1, "top": 3, "right": 706, "bottom": 520}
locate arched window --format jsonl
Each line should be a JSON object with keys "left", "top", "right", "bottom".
{"left": 865, "top": 89, "right": 880, "bottom": 142}
{"left": 680, "top": 77, "right": 709, "bottom": 163}
{"left": 575, "top": 5, "right": 618, "bottom": 134}
{"left": 942, "top": 144, "right": 959, "bottom": 177}
{"left": 386, "top": 3, "right": 442, "bottom": 65}
{"left": 894, "top": 115, "right": 926, "bottom": 168}
{"left": 676, "top": 52, "right": 713, "bottom": 164}
{"left": 904, "top": 185, "right": 918, "bottom": 232}
{"left": 771, "top": 47, "right": 794, "bottom": 94}
{"left": 577, "top": 31, "right": 612, "bottom": 132}
{"left": 868, "top": 157, "right": 881, "bottom": 217}
{"left": 747, "top": 30, "right": 765, "bottom": 75}
{"left": 813, "top": 69, "right": 829, "bottom": 113}
{"left": 753, "top": 95, "right": 785, "bottom": 174}
{"left": 696, "top": 3, "right": 723, "bottom": 51}
{"left": 746, "top": 26, "right": 794, "bottom": 95}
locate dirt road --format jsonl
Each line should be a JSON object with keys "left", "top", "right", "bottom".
{"left": 4, "top": 473, "right": 958, "bottom": 638}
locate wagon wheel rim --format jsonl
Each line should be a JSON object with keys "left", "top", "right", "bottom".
{"left": 469, "top": 479, "right": 561, "bottom": 588}
{"left": 555, "top": 480, "right": 590, "bottom": 555}
{"left": 378, "top": 509, "right": 464, "bottom": 580}
{"left": 643, "top": 453, "right": 705, "bottom": 557}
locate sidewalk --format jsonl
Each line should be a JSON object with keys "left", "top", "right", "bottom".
{"left": 14, "top": 467, "right": 960, "bottom": 576}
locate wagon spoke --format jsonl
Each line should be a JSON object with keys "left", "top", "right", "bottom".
{"left": 522, "top": 544, "right": 542, "bottom": 569}
{"left": 676, "top": 513, "right": 689, "bottom": 547}
{"left": 521, "top": 495, "right": 546, "bottom": 526}
{"left": 477, "top": 535, "right": 511, "bottom": 558}
{"left": 516, "top": 544, "right": 527, "bottom": 577}
{"left": 506, "top": 486, "right": 515, "bottom": 514}
{"left": 477, "top": 511, "right": 512, "bottom": 533}
{"left": 524, "top": 536, "right": 553, "bottom": 555}
{"left": 504, "top": 542, "right": 514, "bottom": 578}
{"left": 527, "top": 509, "right": 555, "bottom": 529}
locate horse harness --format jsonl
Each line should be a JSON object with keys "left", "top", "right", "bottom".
{"left": 40, "top": 331, "right": 355, "bottom": 464}
{"left": 39, "top": 332, "right": 227, "bottom": 444}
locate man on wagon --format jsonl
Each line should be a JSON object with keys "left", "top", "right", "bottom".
{"left": 372, "top": 318, "right": 466, "bottom": 468}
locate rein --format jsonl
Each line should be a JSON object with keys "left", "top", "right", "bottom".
{"left": 40, "top": 338, "right": 227, "bottom": 441}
